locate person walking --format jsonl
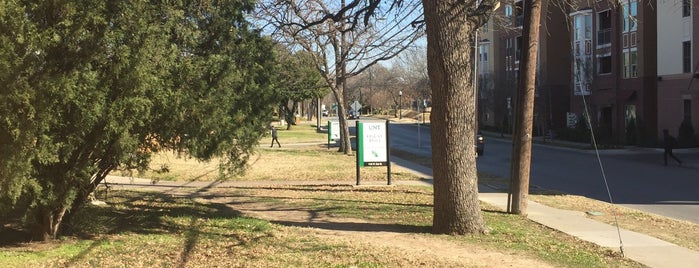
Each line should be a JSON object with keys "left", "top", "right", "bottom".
{"left": 270, "top": 126, "right": 281, "bottom": 148}
{"left": 663, "top": 129, "right": 681, "bottom": 166}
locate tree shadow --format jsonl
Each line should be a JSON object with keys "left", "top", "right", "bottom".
{"left": 271, "top": 219, "right": 431, "bottom": 234}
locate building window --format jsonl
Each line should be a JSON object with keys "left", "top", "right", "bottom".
{"left": 479, "top": 44, "right": 489, "bottom": 63}
{"left": 683, "top": 0, "right": 691, "bottom": 17}
{"left": 515, "top": 1, "right": 524, "bottom": 27}
{"left": 571, "top": 11, "right": 592, "bottom": 95}
{"left": 598, "top": 55, "right": 612, "bottom": 74}
{"left": 623, "top": 49, "right": 638, "bottom": 78}
{"left": 597, "top": 10, "right": 611, "bottom": 46}
{"left": 683, "top": 41, "right": 691, "bottom": 73}
{"left": 505, "top": 5, "right": 513, "bottom": 26}
{"left": 622, "top": 1, "right": 638, "bottom": 33}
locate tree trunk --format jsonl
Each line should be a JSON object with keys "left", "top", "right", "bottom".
{"left": 510, "top": 0, "right": 542, "bottom": 215}
{"left": 333, "top": 84, "right": 352, "bottom": 154}
{"left": 423, "top": 0, "right": 486, "bottom": 234}
{"left": 32, "top": 205, "right": 67, "bottom": 241}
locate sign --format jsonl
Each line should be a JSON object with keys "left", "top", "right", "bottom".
{"left": 567, "top": 112, "right": 578, "bottom": 128}
{"left": 350, "top": 101, "right": 362, "bottom": 112}
{"left": 328, "top": 121, "right": 340, "bottom": 142}
{"left": 358, "top": 122, "right": 388, "bottom": 167}
{"left": 355, "top": 120, "right": 392, "bottom": 186}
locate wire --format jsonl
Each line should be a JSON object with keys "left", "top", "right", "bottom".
{"left": 580, "top": 94, "right": 625, "bottom": 257}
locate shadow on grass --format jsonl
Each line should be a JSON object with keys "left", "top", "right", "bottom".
{"left": 226, "top": 184, "right": 433, "bottom": 196}
{"left": 271, "top": 219, "right": 431, "bottom": 234}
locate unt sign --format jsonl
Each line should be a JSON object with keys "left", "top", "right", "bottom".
{"left": 327, "top": 121, "right": 340, "bottom": 148}
{"left": 356, "top": 120, "right": 391, "bottom": 185}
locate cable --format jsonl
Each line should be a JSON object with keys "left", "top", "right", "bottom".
{"left": 580, "top": 94, "right": 625, "bottom": 257}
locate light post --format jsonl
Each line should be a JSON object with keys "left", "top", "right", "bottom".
{"left": 399, "top": 90, "right": 403, "bottom": 119}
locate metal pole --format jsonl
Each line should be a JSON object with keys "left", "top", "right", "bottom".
{"left": 417, "top": 101, "right": 421, "bottom": 148}
{"left": 399, "top": 91, "right": 403, "bottom": 119}
{"left": 386, "top": 120, "right": 392, "bottom": 185}
{"left": 356, "top": 120, "right": 361, "bottom": 185}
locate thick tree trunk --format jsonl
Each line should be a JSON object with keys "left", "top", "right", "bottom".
{"left": 510, "top": 0, "right": 542, "bottom": 215}
{"left": 423, "top": 0, "right": 486, "bottom": 234}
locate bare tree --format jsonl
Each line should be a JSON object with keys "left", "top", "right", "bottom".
{"left": 258, "top": 0, "right": 500, "bottom": 234}
{"left": 394, "top": 45, "right": 430, "bottom": 101}
{"left": 256, "top": 0, "right": 423, "bottom": 154}
{"left": 346, "top": 64, "right": 401, "bottom": 115}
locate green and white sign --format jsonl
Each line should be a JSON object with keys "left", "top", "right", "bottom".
{"left": 357, "top": 122, "right": 388, "bottom": 167}
{"left": 328, "top": 121, "right": 340, "bottom": 142}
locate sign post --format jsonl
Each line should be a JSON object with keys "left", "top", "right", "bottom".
{"left": 355, "top": 120, "right": 391, "bottom": 185}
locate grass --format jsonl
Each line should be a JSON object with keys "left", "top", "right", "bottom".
{"left": 269, "top": 122, "right": 328, "bottom": 144}
{"left": 392, "top": 147, "right": 699, "bottom": 252}
{"left": 221, "top": 185, "right": 639, "bottom": 268}
{"left": 1, "top": 188, "right": 639, "bottom": 267}
{"left": 0, "top": 120, "right": 656, "bottom": 267}
{"left": 0, "top": 191, "right": 397, "bottom": 267}
{"left": 114, "top": 121, "right": 421, "bottom": 183}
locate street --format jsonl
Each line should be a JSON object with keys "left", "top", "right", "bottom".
{"left": 387, "top": 122, "right": 699, "bottom": 224}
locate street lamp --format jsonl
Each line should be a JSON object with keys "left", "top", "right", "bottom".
{"left": 399, "top": 90, "right": 403, "bottom": 119}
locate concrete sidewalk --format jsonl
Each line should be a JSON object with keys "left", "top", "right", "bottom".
{"left": 391, "top": 156, "right": 699, "bottom": 268}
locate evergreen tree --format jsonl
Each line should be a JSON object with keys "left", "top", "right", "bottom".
{"left": 0, "top": 0, "right": 278, "bottom": 240}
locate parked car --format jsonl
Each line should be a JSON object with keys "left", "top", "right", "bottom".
{"left": 348, "top": 110, "right": 360, "bottom": 119}
{"left": 476, "top": 132, "right": 485, "bottom": 156}
{"left": 322, "top": 109, "right": 328, "bottom": 117}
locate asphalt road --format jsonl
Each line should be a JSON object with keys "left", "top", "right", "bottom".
{"left": 386, "top": 122, "right": 699, "bottom": 224}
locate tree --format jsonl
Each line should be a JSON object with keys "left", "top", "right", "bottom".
{"left": 275, "top": 47, "right": 329, "bottom": 129}
{"left": 422, "top": 0, "right": 498, "bottom": 234}
{"left": 346, "top": 64, "right": 403, "bottom": 115}
{"left": 256, "top": 0, "right": 423, "bottom": 154}
{"left": 0, "top": 0, "right": 278, "bottom": 240}
{"left": 262, "top": 0, "right": 497, "bottom": 234}
{"left": 393, "top": 46, "right": 430, "bottom": 102}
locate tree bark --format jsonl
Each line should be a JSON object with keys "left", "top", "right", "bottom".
{"left": 423, "top": 0, "right": 486, "bottom": 234}
{"left": 510, "top": 0, "right": 542, "bottom": 215}
{"left": 32, "top": 205, "right": 67, "bottom": 241}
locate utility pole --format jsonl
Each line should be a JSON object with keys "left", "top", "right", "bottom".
{"left": 509, "top": 0, "right": 542, "bottom": 215}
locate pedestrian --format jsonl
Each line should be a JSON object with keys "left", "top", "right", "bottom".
{"left": 663, "top": 129, "right": 681, "bottom": 166}
{"left": 270, "top": 126, "right": 281, "bottom": 148}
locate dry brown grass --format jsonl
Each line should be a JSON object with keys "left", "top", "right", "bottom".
{"left": 114, "top": 145, "right": 421, "bottom": 183}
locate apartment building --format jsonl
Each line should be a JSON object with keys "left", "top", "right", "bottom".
{"left": 477, "top": 18, "right": 497, "bottom": 128}
{"left": 483, "top": 0, "right": 698, "bottom": 145}
{"left": 657, "top": 0, "right": 697, "bottom": 143}
{"left": 487, "top": 0, "right": 570, "bottom": 135}
{"left": 571, "top": 0, "right": 658, "bottom": 145}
